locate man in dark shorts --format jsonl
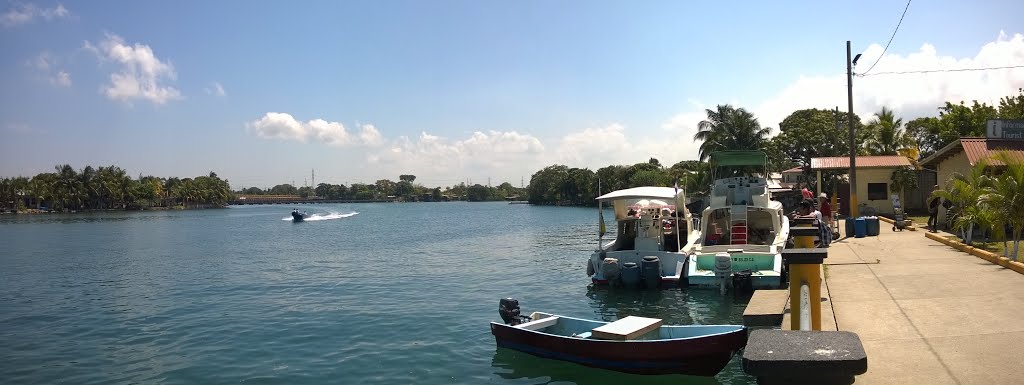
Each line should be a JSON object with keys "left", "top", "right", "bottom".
{"left": 927, "top": 185, "right": 942, "bottom": 232}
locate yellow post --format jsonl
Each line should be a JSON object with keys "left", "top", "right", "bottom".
{"left": 786, "top": 223, "right": 826, "bottom": 331}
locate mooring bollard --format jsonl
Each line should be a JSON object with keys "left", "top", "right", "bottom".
{"left": 785, "top": 218, "right": 827, "bottom": 331}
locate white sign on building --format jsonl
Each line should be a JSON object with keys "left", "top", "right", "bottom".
{"left": 987, "top": 119, "right": 1024, "bottom": 139}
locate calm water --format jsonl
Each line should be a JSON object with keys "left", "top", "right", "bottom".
{"left": 0, "top": 203, "right": 756, "bottom": 385}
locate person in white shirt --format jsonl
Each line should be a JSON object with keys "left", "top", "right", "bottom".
{"left": 791, "top": 200, "right": 829, "bottom": 247}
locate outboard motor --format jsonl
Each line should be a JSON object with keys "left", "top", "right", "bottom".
{"left": 732, "top": 270, "right": 754, "bottom": 294}
{"left": 601, "top": 258, "right": 621, "bottom": 287}
{"left": 713, "top": 252, "right": 733, "bottom": 295}
{"left": 498, "top": 298, "right": 528, "bottom": 325}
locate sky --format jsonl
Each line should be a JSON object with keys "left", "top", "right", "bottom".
{"left": 2, "top": 1, "right": 1023, "bottom": 190}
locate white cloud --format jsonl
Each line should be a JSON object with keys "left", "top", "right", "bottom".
{"left": 29, "top": 52, "right": 52, "bottom": 70}
{"left": 50, "top": 70, "right": 70, "bottom": 87}
{"left": 367, "top": 130, "right": 545, "bottom": 179}
{"left": 26, "top": 51, "right": 71, "bottom": 88}
{"left": 657, "top": 31, "right": 1024, "bottom": 163}
{"left": 85, "top": 34, "right": 182, "bottom": 104}
{"left": 358, "top": 124, "right": 384, "bottom": 146}
{"left": 1, "top": 3, "right": 69, "bottom": 27}
{"left": 247, "top": 112, "right": 388, "bottom": 147}
{"left": 204, "top": 81, "right": 226, "bottom": 97}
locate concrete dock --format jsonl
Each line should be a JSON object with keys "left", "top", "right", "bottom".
{"left": 822, "top": 224, "right": 1024, "bottom": 385}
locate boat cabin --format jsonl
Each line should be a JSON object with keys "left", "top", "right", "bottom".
{"left": 597, "top": 187, "right": 693, "bottom": 253}
{"left": 697, "top": 151, "right": 787, "bottom": 251}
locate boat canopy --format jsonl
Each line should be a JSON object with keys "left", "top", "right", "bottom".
{"left": 710, "top": 151, "right": 768, "bottom": 167}
{"left": 596, "top": 187, "right": 679, "bottom": 202}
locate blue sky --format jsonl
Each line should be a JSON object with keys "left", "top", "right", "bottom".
{"left": 2, "top": 1, "right": 1023, "bottom": 189}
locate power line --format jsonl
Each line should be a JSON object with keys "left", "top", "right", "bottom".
{"left": 859, "top": 64, "right": 1024, "bottom": 76}
{"left": 858, "top": 0, "right": 912, "bottom": 76}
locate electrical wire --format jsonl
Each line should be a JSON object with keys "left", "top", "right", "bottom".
{"left": 859, "top": 64, "right": 1024, "bottom": 76}
{"left": 857, "top": 0, "right": 912, "bottom": 76}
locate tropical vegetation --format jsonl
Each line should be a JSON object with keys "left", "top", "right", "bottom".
{"left": 0, "top": 165, "right": 232, "bottom": 212}
{"left": 934, "top": 152, "right": 1024, "bottom": 261}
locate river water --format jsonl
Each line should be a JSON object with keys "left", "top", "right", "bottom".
{"left": 0, "top": 202, "right": 756, "bottom": 385}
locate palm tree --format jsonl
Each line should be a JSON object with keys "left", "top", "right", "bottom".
{"left": 980, "top": 152, "right": 1024, "bottom": 260}
{"left": 54, "top": 164, "right": 81, "bottom": 211}
{"left": 933, "top": 161, "right": 992, "bottom": 244}
{"left": 693, "top": 105, "right": 771, "bottom": 161}
{"left": 863, "top": 107, "right": 912, "bottom": 156}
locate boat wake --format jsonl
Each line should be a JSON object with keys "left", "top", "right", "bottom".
{"left": 282, "top": 211, "right": 359, "bottom": 221}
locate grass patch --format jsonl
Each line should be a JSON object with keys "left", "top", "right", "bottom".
{"left": 972, "top": 241, "right": 1009, "bottom": 255}
{"left": 907, "top": 215, "right": 929, "bottom": 227}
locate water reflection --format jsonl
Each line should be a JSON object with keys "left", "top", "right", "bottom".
{"left": 0, "top": 211, "right": 188, "bottom": 225}
{"left": 491, "top": 347, "right": 722, "bottom": 385}
{"left": 585, "top": 286, "right": 753, "bottom": 326}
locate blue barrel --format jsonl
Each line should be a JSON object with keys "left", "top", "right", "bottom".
{"left": 866, "top": 216, "right": 880, "bottom": 236}
{"left": 641, "top": 256, "right": 661, "bottom": 289}
{"left": 621, "top": 262, "right": 641, "bottom": 288}
{"left": 846, "top": 217, "right": 856, "bottom": 238}
{"left": 854, "top": 217, "right": 867, "bottom": 238}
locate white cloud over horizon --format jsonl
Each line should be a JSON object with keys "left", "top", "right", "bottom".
{"left": 246, "top": 32, "right": 1024, "bottom": 185}
{"left": 1, "top": 3, "right": 69, "bottom": 27}
{"left": 654, "top": 31, "right": 1024, "bottom": 167}
{"left": 85, "top": 34, "right": 182, "bottom": 105}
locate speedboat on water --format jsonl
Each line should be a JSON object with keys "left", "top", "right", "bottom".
{"left": 291, "top": 209, "right": 309, "bottom": 222}
{"left": 490, "top": 298, "right": 747, "bottom": 376}
{"left": 586, "top": 186, "right": 697, "bottom": 288}
{"left": 684, "top": 151, "right": 789, "bottom": 292}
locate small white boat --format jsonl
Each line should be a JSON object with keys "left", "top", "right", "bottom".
{"left": 586, "top": 186, "right": 697, "bottom": 288}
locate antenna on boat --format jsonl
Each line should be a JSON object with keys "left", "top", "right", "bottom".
{"left": 597, "top": 178, "right": 605, "bottom": 252}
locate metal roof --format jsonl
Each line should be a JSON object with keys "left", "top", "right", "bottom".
{"left": 781, "top": 166, "right": 805, "bottom": 173}
{"left": 961, "top": 138, "right": 1024, "bottom": 166}
{"left": 596, "top": 186, "right": 679, "bottom": 201}
{"left": 920, "top": 137, "right": 1024, "bottom": 167}
{"left": 810, "top": 156, "right": 911, "bottom": 170}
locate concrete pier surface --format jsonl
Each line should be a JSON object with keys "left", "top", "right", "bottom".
{"left": 824, "top": 223, "right": 1024, "bottom": 385}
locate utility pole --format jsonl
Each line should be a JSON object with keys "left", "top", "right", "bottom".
{"left": 311, "top": 169, "right": 315, "bottom": 197}
{"left": 847, "top": 40, "right": 859, "bottom": 218}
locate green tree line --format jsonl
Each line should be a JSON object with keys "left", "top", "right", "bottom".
{"left": 0, "top": 165, "right": 232, "bottom": 211}
{"left": 238, "top": 174, "right": 527, "bottom": 203}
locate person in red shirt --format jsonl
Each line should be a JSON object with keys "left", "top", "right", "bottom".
{"left": 819, "top": 193, "right": 833, "bottom": 227}
{"left": 801, "top": 186, "right": 813, "bottom": 200}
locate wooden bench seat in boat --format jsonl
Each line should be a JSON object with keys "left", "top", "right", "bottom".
{"left": 591, "top": 316, "right": 663, "bottom": 340}
{"left": 514, "top": 316, "right": 559, "bottom": 331}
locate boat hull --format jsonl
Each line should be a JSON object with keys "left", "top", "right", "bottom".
{"left": 685, "top": 252, "right": 784, "bottom": 289}
{"left": 291, "top": 212, "right": 307, "bottom": 222}
{"left": 588, "top": 250, "right": 688, "bottom": 288}
{"left": 490, "top": 321, "right": 747, "bottom": 376}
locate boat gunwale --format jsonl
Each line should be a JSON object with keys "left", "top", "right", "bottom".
{"left": 489, "top": 314, "right": 746, "bottom": 343}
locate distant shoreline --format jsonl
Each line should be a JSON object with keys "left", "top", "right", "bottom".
{"left": 3, "top": 205, "right": 225, "bottom": 214}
